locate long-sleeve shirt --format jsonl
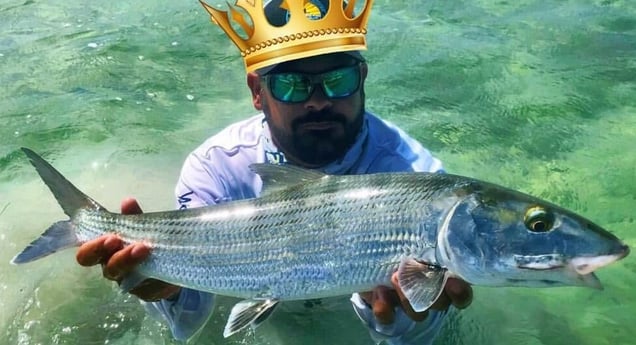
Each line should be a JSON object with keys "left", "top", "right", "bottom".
{"left": 146, "top": 111, "right": 448, "bottom": 344}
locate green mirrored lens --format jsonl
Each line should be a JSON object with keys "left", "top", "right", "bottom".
{"left": 322, "top": 67, "right": 359, "bottom": 98}
{"left": 271, "top": 74, "right": 311, "bottom": 102}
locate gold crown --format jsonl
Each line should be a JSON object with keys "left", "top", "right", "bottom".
{"left": 199, "top": 0, "right": 374, "bottom": 72}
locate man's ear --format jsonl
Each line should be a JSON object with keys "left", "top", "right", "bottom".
{"left": 360, "top": 62, "right": 368, "bottom": 81}
{"left": 247, "top": 72, "right": 263, "bottom": 110}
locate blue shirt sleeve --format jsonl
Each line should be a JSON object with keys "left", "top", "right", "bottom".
{"left": 144, "top": 288, "right": 216, "bottom": 341}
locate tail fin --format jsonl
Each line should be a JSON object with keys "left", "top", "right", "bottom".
{"left": 21, "top": 148, "right": 105, "bottom": 216}
{"left": 11, "top": 221, "right": 79, "bottom": 264}
{"left": 11, "top": 148, "right": 107, "bottom": 264}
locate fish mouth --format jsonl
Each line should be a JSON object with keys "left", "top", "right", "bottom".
{"left": 568, "top": 245, "right": 630, "bottom": 290}
{"left": 570, "top": 245, "right": 630, "bottom": 275}
{"left": 514, "top": 245, "right": 629, "bottom": 290}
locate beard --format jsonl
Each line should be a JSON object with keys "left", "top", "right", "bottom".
{"left": 264, "top": 103, "right": 365, "bottom": 167}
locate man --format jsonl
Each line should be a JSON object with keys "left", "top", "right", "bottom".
{"left": 76, "top": 0, "right": 472, "bottom": 343}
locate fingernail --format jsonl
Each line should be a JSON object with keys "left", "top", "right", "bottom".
{"left": 130, "top": 243, "right": 149, "bottom": 259}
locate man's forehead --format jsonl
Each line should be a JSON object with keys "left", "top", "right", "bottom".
{"left": 271, "top": 53, "right": 358, "bottom": 74}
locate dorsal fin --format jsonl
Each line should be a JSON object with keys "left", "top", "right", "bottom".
{"left": 249, "top": 163, "right": 326, "bottom": 195}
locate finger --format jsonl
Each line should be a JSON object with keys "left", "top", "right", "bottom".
{"left": 359, "top": 291, "right": 373, "bottom": 305}
{"left": 103, "top": 242, "right": 151, "bottom": 281}
{"left": 390, "top": 273, "right": 429, "bottom": 322}
{"left": 445, "top": 278, "right": 473, "bottom": 309}
{"left": 429, "top": 289, "right": 452, "bottom": 311}
{"left": 372, "top": 286, "right": 397, "bottom": 324}
{"left": 121, "top": 197, "right": 143, "bottom": 215}
{"left": 76, "top": 235, "right": 123, "bottom": 267}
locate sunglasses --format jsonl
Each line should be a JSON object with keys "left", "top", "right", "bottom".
{"left": 264, "top": 64, "right": 362, "bottom": 103}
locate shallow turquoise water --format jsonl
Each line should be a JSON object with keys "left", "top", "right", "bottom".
{"left": 1, "top": 0, "right": 635, "bottom": 344}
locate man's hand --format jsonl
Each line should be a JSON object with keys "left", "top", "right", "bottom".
{"left": 360, "top": 273, "right": 472, "bottom": 324}
{"left": 75, "top": 197, "right": 181, "bottom": 302}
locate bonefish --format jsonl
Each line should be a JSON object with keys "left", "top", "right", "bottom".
{"left": 11, "top": 148, "right": 629, "bottom": 337}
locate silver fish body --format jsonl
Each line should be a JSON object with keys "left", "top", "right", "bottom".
{"left": 74, "top": 171, "right": 460, "bottom": 299}
{"left": 11, "top": 148, "right": 630, "bottom": 338}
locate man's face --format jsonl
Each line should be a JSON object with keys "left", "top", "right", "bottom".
{"left": 248, "top": 53, "right": 368, "bottom": 167}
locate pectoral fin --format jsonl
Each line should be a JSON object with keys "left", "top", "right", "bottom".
{"left": 397, "top": 258, "right": 448, "bottom": 312}
{"left": 223, "top": 299, "right": 279, "bottom": 338}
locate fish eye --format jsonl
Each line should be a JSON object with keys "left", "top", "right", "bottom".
{"left": 524, "top": 207, "right": 555, "bottom": 233}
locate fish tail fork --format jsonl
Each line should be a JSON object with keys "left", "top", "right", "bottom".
{"left": 10, "top": 148, "right": 107, "bottom": 264}
{"left": 11, "top": 221, "right": 78, "bottom": 264}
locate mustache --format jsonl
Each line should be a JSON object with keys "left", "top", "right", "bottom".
{"left": 292, "top": 111, "right": 347, "bottom": 129}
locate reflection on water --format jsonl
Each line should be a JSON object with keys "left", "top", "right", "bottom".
{"left": 1, "top": 0, "right": 635, "bottom": 344}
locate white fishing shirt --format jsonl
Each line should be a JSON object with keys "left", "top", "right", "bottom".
{"left": 146, "top": 111, "right": 448, "bottom": 344}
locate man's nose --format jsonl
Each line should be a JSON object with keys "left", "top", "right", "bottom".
{"left": 304, "top": 85, "right": 333, "bottom": 111}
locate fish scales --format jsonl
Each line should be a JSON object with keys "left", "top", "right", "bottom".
{"left": 71, "top": 173, "right": 461, "bottom": 299}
